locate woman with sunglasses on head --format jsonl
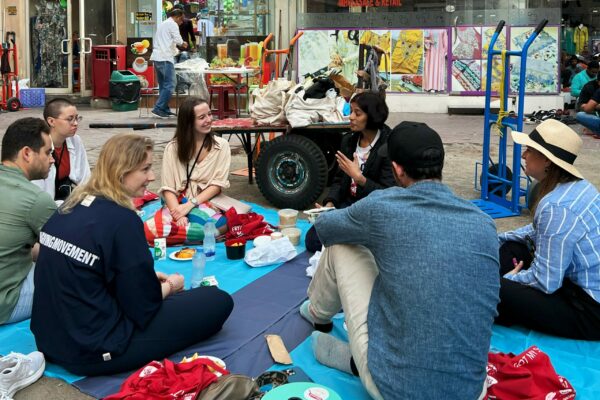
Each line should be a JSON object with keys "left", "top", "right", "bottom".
{"left": 496, "top": 119, "right": 600, "bottom": 340}
{"left": 31, "top": 134, "right": 233, "bottom": 376}
{"left": 32, "top": 98, "right": 90, "bottom": 202}
{"left": 160, "top": 97, "right": 230, "bottom": 230}
{"left": 305, "top": 92, "right": 395, "bottom": 252}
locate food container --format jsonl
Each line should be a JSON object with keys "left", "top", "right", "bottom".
{"left": 281, "top": 227, "right": 301, "bottom": 246}
{"left": 270, "top": 232, "right": 283, "bottom": 240}
{"left": 225, "top": 239, "right": 246, "bottom": 260}
{"left": 253, "top": 235, "right": 271, "bottom": 247}
{"left": 278, "top": 208, "right": 298, "bottom": 227}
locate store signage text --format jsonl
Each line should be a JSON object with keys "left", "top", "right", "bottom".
{"left": 337, "top": 0, "right": 402, "bottom": 7}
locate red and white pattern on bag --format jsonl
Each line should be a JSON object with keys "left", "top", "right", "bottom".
{"left": 225, "top": 208, "right": 273, "bottom": 241}
{"left": 486, "top": 346, "right": 576, "bottom": 400}
{"left": 104, "top": 358, "right": 228, "bottom": 400}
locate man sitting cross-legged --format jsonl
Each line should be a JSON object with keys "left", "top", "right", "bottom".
{"left": 300, "top": 121, "right": 500, "bottom": 400}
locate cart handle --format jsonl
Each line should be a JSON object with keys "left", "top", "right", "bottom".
{"left": 534, "top": 19, "right": 548, "bottom": 35}
{"left": 289, "top": 31, "right": 303, "bottom": 47}
{"left": 494, "top": 21, "right": 505, "bottom": 34}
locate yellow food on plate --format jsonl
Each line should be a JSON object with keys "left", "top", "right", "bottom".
{"left": 175, "top": 247, "right": 196, "bottom": 259}
{"left": 141, "top": 39, "right": 150, "bottom": 48}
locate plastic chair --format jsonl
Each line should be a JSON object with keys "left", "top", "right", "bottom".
{"left": 208, "top": 84, "right": 238, "bottom": 119}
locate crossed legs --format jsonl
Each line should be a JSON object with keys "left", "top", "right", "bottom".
{"left": 305, "top": 244, "right": 383, "bottom": 400}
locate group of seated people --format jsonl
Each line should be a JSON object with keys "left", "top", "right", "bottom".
{"left": 0, "top": 96, "right": 234, "bottom": 375}
{"left": 561, "top": 54, "right": 600, "bottom": 138}
{"left": 0, "top": 93, "right": 599, "bottom": 399}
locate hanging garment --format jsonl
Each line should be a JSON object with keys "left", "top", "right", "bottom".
{"left": 453, "top": 27, "right": 482, "bottom": 60}
{"left": 391, "top": 30, "right": 423, "bottom": 74}
{"left": 562, "top": 27, "right": 576, "bottom": 55}
{"left": 360, "top": 30, "right": 391, "bottom": 71}
{"left": 423, "top": 30, "right": 447, "bottom": 91}
{"left": 574, "top": 25, "right": 588, "bottom": 54}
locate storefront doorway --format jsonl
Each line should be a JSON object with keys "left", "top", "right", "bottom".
{"left": 27, "top": 0, "right": 114, "bottom": 95}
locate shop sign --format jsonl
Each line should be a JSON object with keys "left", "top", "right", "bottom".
{"left": 337, "top": 0, "right": 402, "bottom": 6}
{"left": 7, "top": 6, "right": 17, "bottom": 15}
{"left": 135, "top": 12, "right": 152, "bottom": 21}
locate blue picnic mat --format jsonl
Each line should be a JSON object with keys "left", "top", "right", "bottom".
{"left": 2, "top": 200, "right": 600, "bottom": 398}
{"left": 0, "top": 202, "right": 311, "bottom": 384}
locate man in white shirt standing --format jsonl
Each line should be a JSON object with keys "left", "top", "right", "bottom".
{"left": 150, "top": 9, "right": 188, "bottom": 119}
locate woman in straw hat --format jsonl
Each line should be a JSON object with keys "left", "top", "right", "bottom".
{"left": 31, "top": 134, "right": 233, "bottom": 375}
{"left": 496, "top": 119, "right": 600, "bottom": 340}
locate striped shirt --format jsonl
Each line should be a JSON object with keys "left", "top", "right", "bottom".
{"left": 499, "top": 180, "right": 600, "bottom": 302}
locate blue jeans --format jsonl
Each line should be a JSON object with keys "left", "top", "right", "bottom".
{"left": 153, "top": 60, "right": 175, "bottom": 114}
{"left": 576, "top": 111, "right": 600, "bottom": 133}
{"left": 4, "top": 264, "right": 35, "bottom": 324}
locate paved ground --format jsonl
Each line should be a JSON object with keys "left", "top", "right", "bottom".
{"left": 1, "top": 106, "right": 599, "bottom": 399}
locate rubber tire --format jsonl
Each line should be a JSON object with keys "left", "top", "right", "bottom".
{"left": 256, "top": 134, "right": 328, "bottom": 210}
{"left": 7, "top": 97, "right": 20, "bottom": 112}
{"left": 481, "top": 164, "right": 513, "bottom": 195}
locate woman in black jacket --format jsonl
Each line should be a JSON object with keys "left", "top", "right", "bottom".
{"left": 305, "top": 92, "right": 394, "bottom": 252}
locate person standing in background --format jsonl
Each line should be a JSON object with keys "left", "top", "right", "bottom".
{"left": 150, "top": 8, "right": 187, "bottom": 119}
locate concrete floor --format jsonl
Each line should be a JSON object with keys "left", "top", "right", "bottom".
{"left": 1, "top": 106, "right": 599, "bottom": 399}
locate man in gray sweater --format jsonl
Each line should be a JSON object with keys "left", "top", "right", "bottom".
{"left": 301, "top": 121, "right": 500, "bottom": 399}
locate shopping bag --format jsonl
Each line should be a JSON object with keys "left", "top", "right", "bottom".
{"left": 224, "top": 208, "right": 273, "bottom": 241}
{"left": 486, "top": 346, "right": 576, "bottom": 400}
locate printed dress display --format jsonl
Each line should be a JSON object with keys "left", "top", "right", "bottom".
{"left": 451, "top": 27, "right": 483, "bottom": 92}
{"left": 423, "top": 29, "right": 448, "bottom": 92}
{"left": 391, "top": 30, "right": 424, "bottom": 92}
{"left": 510, "top": 26, "right": 559, "bottom": 93}
{"left": 481, "top": 26, "right": 507, "bottom": 93}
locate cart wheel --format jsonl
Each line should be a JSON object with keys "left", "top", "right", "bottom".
{"left": 481, "top": 164, "right": 513, "bottom": 195}
{"left": 256, "top": 134, "right": 328, "bottom": 210}
{"left": 6, "top": 97, "right": 21, "bottom": 112}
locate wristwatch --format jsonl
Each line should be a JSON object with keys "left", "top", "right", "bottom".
{"left": 190, "top": 197, "right": 199, "bottom": 206}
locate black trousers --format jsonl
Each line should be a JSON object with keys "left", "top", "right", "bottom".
{"left": 496, "top": 241, "right": 600, "bottom": 340}
{"left": 61, "top": 286, "right": 234, "bottom": 376}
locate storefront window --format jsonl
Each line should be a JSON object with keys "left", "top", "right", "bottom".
{"left": 126, "top": 0, "right": 157, "bottom": 38}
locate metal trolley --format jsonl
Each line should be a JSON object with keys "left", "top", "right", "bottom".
{"left": 473, "top": 19, "right": 548, "bottom": 218}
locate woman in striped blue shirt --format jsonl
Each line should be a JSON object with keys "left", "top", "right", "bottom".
{"left": 496, "top": 119, "right": 600, "bottom": 340}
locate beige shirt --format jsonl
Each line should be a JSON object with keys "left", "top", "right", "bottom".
{"left": 160, "top": 136, "right": 231, "bottom": 199}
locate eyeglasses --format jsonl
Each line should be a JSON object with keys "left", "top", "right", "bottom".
{"left": 56, "top": 115, "right": 83, "bottom": 124}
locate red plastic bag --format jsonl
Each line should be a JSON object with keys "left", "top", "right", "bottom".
{"left": 104, "top": 358, "right": 227, "bottom": 400}
{"left": 132, "top": 190, "right": 159, "bottom": 209}
{"left": 486, "top": 346, "right": 576, "bottom": 400}
{"left": 225, "top": 208, "right": 273, "bottom": 241}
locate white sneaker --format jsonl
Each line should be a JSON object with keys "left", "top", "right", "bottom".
{"left": 0, "top": 352, "right": 45, "bottom": 399}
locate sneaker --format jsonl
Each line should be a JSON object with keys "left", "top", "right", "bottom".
{"left": 150, "top": 110, "right": 169, "bottom": 119}
{"left": 166, "top": 111, "right": 177, "bottom": 118}
{"left": 0, "top": 352, "right": 45, "bottom": 399}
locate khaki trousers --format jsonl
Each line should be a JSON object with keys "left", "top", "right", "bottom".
{"left": 307, "top": 244, "right": 383, "bottom": 400}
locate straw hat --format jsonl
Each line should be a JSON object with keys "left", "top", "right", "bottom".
{"left": 511, "top": 119, "right": 583, "bottom": 179}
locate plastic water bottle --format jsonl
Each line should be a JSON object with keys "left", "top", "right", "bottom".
{"left": 191, "top": 250, "right": 205, "bottom": 288}
{"left": 203, "top": 221, "right": 216, "bottom": 261}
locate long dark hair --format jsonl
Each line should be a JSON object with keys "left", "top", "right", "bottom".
{"left": 173, "top": 97, "right": 216, "bottom": 163}
{"left": 531, "top": 163, "right": 580, "bottom": 215}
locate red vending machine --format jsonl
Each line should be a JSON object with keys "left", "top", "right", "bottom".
{"left": 91, "top": 45, "right": 126, "bottom": 98}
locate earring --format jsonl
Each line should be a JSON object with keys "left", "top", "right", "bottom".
{"left": 544, "top": 166, "right": 549, "bottom": 173}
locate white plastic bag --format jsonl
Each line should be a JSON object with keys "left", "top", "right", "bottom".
{"left": 244, "top": 237, "right": 297, "bottom": 267}
{"left": 284, "top": 87, "right": 345, "bottom": 128}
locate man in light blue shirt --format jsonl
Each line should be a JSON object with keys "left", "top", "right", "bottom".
{"left": 301, "top": 121, "right": 499, "bottom": 399}
{"left": 570, "top": 60, "right": 598, "bottom": 98}
{"left": 497, "top": 119, "right": 600, "bottom": 340}
{"left": 149, "top": 9, "right": 187, "bottom": 119}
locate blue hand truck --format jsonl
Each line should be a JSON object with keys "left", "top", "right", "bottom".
{"left": 473, "top": 19, "right": 548, "bottom": 218}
